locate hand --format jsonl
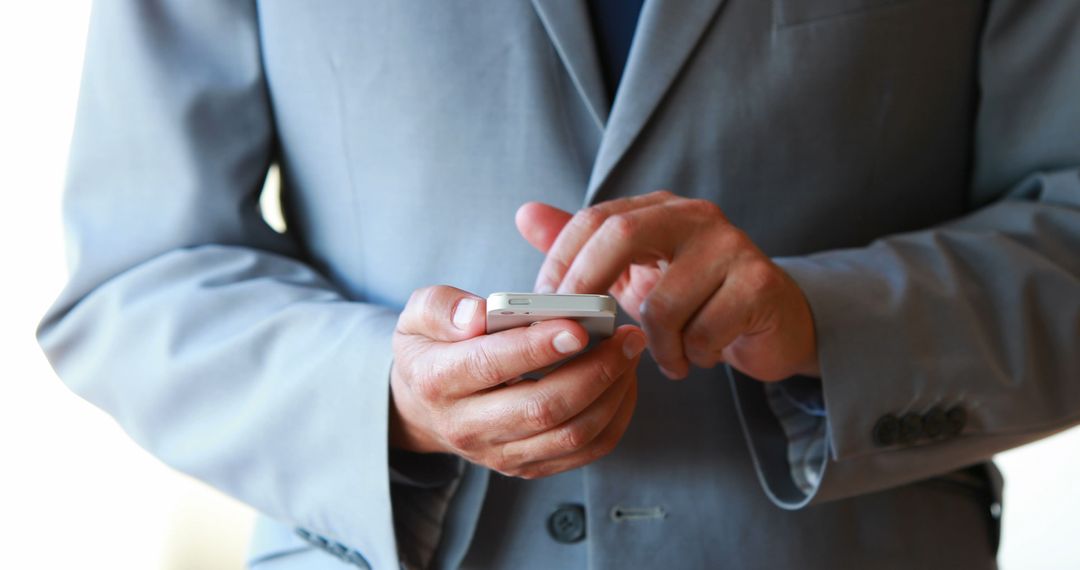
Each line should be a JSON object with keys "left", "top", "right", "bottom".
{"left": 515, "top": 191, "right": 819, "bottom": 382}
{"left": 389, "top": 285, "right": 647, "bottom": 478}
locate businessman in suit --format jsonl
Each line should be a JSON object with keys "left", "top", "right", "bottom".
{"left": 39, "top": 0, "right": 1080, "bottom": 568}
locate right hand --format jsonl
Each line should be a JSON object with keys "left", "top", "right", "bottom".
{"left": 390, "top": 285, "right": 646, "bottom": 479}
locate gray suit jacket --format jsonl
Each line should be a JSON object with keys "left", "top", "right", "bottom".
{"left": 38, "top": 0, "right": 1080, "bottom": 568}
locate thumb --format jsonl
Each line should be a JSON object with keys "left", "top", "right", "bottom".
{"left": 515, "top": 201, "right": 573, "bottom": 254}
{"left": 396, "top": 285, "right": 487, "bottom": 342}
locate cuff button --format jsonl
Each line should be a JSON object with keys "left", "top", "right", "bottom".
{"left": 944, "top": 406, "right": 967, "bottom": 437}
{"left": 922, "top": 407, "right": 947, "bottom": 438}
{"left": 899, "top": 413, "right": 923, "bottom": 445}
{"left": 872, "top": 414, "right": 900, "bottom": 447}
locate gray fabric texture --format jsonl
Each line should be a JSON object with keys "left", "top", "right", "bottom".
{"left": 38, "top": 0, "right": 1080, "bottom": 568}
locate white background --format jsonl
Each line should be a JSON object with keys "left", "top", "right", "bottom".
{"left": 1, "top": 3, "right": 1078, "bottom": 569}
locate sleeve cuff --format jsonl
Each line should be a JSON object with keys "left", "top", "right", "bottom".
{"left": 389, "top": 449, "right": 465, "bottom": 488}
{"left": 763, "top": 377, "right": 829, "bottom": 495}
{"left": 728, "top": 365, "right": 828, "bottom": 509}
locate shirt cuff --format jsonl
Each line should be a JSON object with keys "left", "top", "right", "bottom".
{"left": 763, "top": 376, "right": 830, "bottom": 495}
{"left": 389, "top": 450, "right": 465, "bottom": 570}
{"left": 390, "top": 448, "right": 465, "bottom": 488}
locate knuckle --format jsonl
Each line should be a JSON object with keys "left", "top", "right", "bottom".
{"left": 556, "top": 423, "right": 589, "bottom": 452}
{"left": 591, "top": 355, "right": 621, "bottom": 388}
{"left": 444, "top": 420, "right": 478, "bottom": 452}
{"left": 412, "top": 373, "right": 443, "bottom": 404}
{"left": 716, "top": 226, "right": 749, "bottom": 251}
{"left": 488, "top": 452, "right": 516, "bottom": 476}
{"left": 463, "top": 344, "right": 503, "bottom": 386}
{"left": 405, "top": 286, "right": 427, "bottom": 309}
{"left": 492, "top": 463, "right": 519, "bottom": 477}
{"left": 524, "top": 392, "right": 563, "bottom": 431}
{"left": 686, "top": 198, "right": 724, "bottom": 219}
{"left": 523, "top": 337, "right": 553, "bottom": 369}
{"left": 652, "top": 189, "right": 676, "bottom": 200}
{"left": 485, "top": 448, "right": 521, "bottom": 477}
{"left": 416, "top": 286, "right": 449, "bottom": 332}
{"left": 411, "top": 285, "right": 440, "bottom": 311}
{"left": 524, "top": 396, "right": 555, "bottom": 431}
{"left": 516, "top": 467, "right": 542, "bottom": 480}
{"left": 602, "top": 213, "right": 636, "bottom": 241}
{"left": 744, "top": 258, "right": 781, "bottom": 293}
{"left": 560, "top": 276, "right": 587, "bottom": 295}
{"left": 539, "top": 257, "right": 568, "bottom": 284}
{"left": 577, "top": 206, "right": 609, "bottom": 232}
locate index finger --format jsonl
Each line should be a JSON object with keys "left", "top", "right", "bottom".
{"left": 557, "top": 204, "right": 686, "bottom": 295}
{"left": 534, "top": 191, "right": 676, "bottom": 293}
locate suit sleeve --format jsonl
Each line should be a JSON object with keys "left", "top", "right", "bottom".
{"left": 731, "top": 0, "right": 1080, "bottom": 508}
{"left": 36, "top": 2, "right": 407, "bottom": 567}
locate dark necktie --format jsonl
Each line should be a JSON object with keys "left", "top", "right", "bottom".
{"left": 586, "top": 0, "right": 647, "bottom": 103}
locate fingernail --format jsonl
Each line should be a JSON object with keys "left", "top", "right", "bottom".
{"left": 452, "top": 298, "right": 477, "bottom": 330}
{"left": 553, "top": 330, "right": 583, "bottom": 354}
{"left": 535, "top": 281, "right": 555, "bottom": 294}
{"left": 622, "top": 333, "right": 646, "bottom": 359}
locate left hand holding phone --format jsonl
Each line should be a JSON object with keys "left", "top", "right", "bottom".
{"left": 389, "top": 285, "right": 646, "bottom": 479}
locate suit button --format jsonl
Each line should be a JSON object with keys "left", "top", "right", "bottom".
{"left": 547, "top": 504, "right": 586, "bottom": 544}
{"left": 922, "top": 407, "right": 947, "bottom": 438}
{"left": 872, "top": 414, "right": 900, "bottom": 447}
{"left": 944, "top": 406, "right": 967, "bottom": 437}
{"left": 899, "top": 413, "right": 923, "bottom": 445}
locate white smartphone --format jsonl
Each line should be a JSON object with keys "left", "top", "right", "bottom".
{"left": 486, "top": 292, "right": 617, "bottom": 339}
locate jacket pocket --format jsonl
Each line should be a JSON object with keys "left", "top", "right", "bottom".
{"left": 774, "top": 0, "right": 917, "bottom": 28}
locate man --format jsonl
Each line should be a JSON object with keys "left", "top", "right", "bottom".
{"left": 38, "top": 0, "right": 1080, "bottom": 568}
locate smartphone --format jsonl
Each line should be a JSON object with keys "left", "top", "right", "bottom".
{"left": 486, "top": 292, "right": 617, "bottom": 338}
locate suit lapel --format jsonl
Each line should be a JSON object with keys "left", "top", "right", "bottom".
{"left": 584, "top": 0, "right": 728, "bottom": 206}
{"left": 530, "top": 0, "right": 609, "bottom": 130}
